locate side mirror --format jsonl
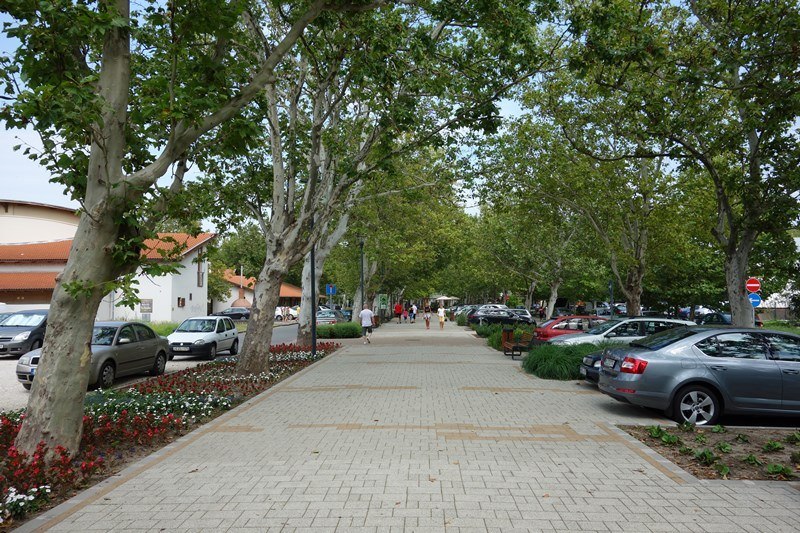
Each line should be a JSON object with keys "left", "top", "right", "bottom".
{"left": 118, "top": 337, "right": 132, "bottom": 345}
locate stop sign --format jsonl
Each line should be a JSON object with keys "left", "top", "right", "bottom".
{"left": 745, "top": 277, "right": 761, "bottom": 292}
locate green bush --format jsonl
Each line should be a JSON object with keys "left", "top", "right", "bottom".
{"left": 316, "top": 322, "right": 361, "bottom": 339}
{"left": 473, "top": 323, "right": 503, "bottom": 338}
{"left": 150, "top": 322, "right": 179, "bottom": 336}
{"left": 521, "top": 343, "right": 602, "bottom": 380}
{"left": 456, "top": 314, "right": 467, "bottom": 326}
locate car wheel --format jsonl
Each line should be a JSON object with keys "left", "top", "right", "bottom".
{"left": 229, "top": 339, "right": 239, "bottom": 355}
{"left": 207, "top": 344, "right": 217, "bottom": 361}
{"left": 30, "top": 339, "right": 42, "bottom": 351}
{"left": 672, "top": 385, "right": 720, "bottom": 426}
{"left": 276, "top": 315, "right": 282, "bottom": 321}
{"left": 22, "top": 383, "right": 31, "bottom": 390}
{"left": 97, "top": 361, "right": 115, "bottom": 389}
{"left": 151, "top": 352, "right": 167, "bottom": 376}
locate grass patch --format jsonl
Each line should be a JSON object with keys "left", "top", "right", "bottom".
{"left": 521, "top": 343, "right": 607, "bottom": 380}
{"left": 762, "top": 320, "right": 800, "bottom": 335}
{"left": 150, "top": 322, "right": 179, "bottom": 336}
{"left": 315, "top": 322, "right": 362, "bottom": 338}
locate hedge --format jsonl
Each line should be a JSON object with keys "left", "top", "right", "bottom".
{"left": 315, "top": 322, "right": 362, "bottom": 338}
{"left": 521, "top": 343, "right": 606, "bottom": 380}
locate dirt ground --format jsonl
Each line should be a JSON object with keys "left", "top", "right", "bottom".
{"left": 623, "top": 424, "right": 800, "bottom": 480}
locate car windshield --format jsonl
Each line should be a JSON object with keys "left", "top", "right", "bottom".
{"left": 628, "top": 326, "right": 697, "bottom": 350}
{"left": 92, "top": 326, "right": 119, "bottom": 346}
{"left": 586, "top": 320, "right": 622, "bottom": 335}
{"left": 175, "top": 319, "right": 216, "bottom": 332}
{"left": 0, "top": 313, "right": 45, "bottom": 327}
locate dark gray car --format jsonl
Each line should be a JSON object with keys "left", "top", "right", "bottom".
{"left": 598, "top": 326, "right": 800, "bottom": 425}
{"left": 0, "top": 309, "right": 47, "bottom": 357}
{"left": 16, "top": 321, "right": 169, "bottom": 390}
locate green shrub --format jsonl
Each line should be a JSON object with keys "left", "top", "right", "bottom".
{"left": 521, "top": 343, "right": 600, "bottom": 380}
{"left": 315, "top": 322, "right": 361, "bottom": 339}
{"left": 474, "top": 323, "right": 503, "bottom": 338}
{"left": 487, "top": 329, "right": 503, "bottom": 350}
{"left": 456, "top": 314, "right": 467, "bottom": 326}
{"left": 150, "top": 322, "right": 179, "bottom": 336}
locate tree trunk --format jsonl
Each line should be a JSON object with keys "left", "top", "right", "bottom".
{"left": 726, "top": 243, "right": 756, "bottom": 327}
{"left": 524, "top": 280, "right": 536, "bottom": 310}
{"left": 15, "top": 214, "right": 129, "bottom": 456}
{"left": 236, "top": 261, "right": 286, "bottom": 375}
{"left": 15, "top": 0, "right": 132, "bottom": 457}
{"left": 545, "top": 280, "right": 561, "bottom": 320}
{"left": 297, "top": 251, "right": 325, "bottom": 346}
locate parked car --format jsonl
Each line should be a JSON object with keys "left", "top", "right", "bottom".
{"left": 549, "top": 317, "right": 696, "bottom": 346}
{"left": 678, "top": 305, "right": 715, "bottom": 320}
{"left": 579, "top": 350, "right": 605, "bottom": 384}
{"left": 316, "top": 309, "right": 347, "bottom": 325}
{"left": 167, "top": 316, "right": 239, "bottom": 360}
{"left": 509, "top": 308, "right": 535, "bottom": 323}
{"left": 0, "top": 309, "right": 48, "bottom": 357}
{"left": 468, "top": 309, "right": 533, "bottom": 326}
{"left": 16, "top": 321, "right": 169, "bottom": 390}
{"left": 598, "top": 326, "right": 800, "bottom": 425}
{"left": 697, "top": 312, "right": 763, "bottom": 328}
{"left": 534, "top": 315, "right": 608, "bottom": 342}
{"left": 212, "top": 307, "right": 251, "bottom": 320}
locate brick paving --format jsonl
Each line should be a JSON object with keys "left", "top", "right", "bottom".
{"left": 20, "top": 321, "right": 800, "bottom": 532}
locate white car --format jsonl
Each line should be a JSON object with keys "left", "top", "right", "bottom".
{"left": 167, "top": 316, "right": 239, "bottom": 360}
{"left": 275, "top": 307, "right": 299, "bottom": 320}
{"left": 548, "top": 317, "right": 696, "bottom": 346}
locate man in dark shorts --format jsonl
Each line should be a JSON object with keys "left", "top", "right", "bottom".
{"left": 394, "top": 302, "right": 403, "bottom": 323}
{"left": 359, "top": 304, "right": 375, "bottom": 344}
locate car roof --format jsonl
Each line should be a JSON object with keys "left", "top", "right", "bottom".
{"left": 184, "top": 316, "right": 223, "bottom": 320}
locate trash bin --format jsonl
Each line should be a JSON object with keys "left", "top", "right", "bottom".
{"left": 502, "top": 327, "right": 514, "bottom": 345}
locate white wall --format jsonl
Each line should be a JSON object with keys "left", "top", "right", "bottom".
{"left": 212, "top": 284, "right": 254, "bottom": 312}
{"left": 0, "top": 204, "right": 78, "bottom": 244}
{"left": 98, "top": 250, "right": 208, "bottom": 323}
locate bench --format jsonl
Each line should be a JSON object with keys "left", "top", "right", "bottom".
{"left": 502, "top": 331, "right": 535, "bottom": 360}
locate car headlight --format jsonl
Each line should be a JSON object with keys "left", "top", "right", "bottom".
{"left": 13, "top": 331, "right": 31, "bottom": 342}
{"left": 193, "top": 339, "right": 206, "bottom": 345}
{"left": 19, "top": 356, "right": 30, "bottom": 365}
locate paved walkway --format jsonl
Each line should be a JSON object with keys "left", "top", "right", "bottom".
{"left": 21, "top": 322, "right": 800, "bottom": 532}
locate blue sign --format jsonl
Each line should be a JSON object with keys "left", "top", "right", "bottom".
{"left": 325, "top": 284, "right": 337, "bottom": 296}
{"left": 748, "top": 293, "right": 761, "bottom": 307}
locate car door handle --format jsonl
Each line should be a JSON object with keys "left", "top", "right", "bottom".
{"left": 783, "top": 369, "right": 800, "bottom": 375}
{"left": 709, "top": 365, "right": 727, "bottom": 371}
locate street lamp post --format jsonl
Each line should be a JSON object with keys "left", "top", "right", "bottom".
{"left": 310, "top": 218, "right": 316, "bottom": 358}
{"left": 359, "top": 238, "right": 365, "bottom": 312}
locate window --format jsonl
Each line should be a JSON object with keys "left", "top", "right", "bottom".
{"left": 118, "top": 325, "right": 137, "bottom": 344}
{"left": 197, "top": 259, "right": 204, "bottom": 288}
{"left": 608, "top": 321, "right": 642, "bottom": 338}
{"left": 133, "top": 324, "right": 155, "bottom": 340}
{"left": 225, "top": 318, "right": 235, "bottom": 331}
{"left": 697, "top": 333, "right": 768, "bottom": 360}
{"left": 216, "top": 320, "right": 225, "bottom": 333}
{"left": 762, "top": 333, "right": 800, "bottom": 362}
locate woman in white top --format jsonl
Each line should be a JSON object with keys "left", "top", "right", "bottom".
{"left": 437, "top": 306, "right": 446, "bottom": 329}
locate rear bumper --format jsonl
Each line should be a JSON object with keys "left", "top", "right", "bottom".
{"left": 598, "top": 376, "right": 671, "bottom": 410}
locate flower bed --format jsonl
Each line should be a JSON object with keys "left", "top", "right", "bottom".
{"left": 0, "top": 342, "right": 337, "bottom": 528}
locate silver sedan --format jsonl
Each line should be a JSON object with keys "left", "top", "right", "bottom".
{"left": 16, "top": 321, "right": 169, "bottom": 390}
{"left": 598, "top": 326, "right": 800, "bottom": 425}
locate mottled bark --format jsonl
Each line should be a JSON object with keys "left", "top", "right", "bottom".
{"left": 545, "top": 280, "right": 561, "bottom": 320}
{"left": 237, "top": 262, "right": 286, "bottom": 374}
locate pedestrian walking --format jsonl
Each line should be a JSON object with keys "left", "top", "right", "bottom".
{"left": 359, "top": 304, "right": 375, "bottom": 344}
{"left": 410, "top": 303, "right": 418, "bottom": 323}
{"left": 403, "top": 307, "right": 409, "bottom": 323}
{"left": 423, "top": 304, "right": 432, "bottom": 329}
{"left": 437, "top": 306, "right": 446, "bottom": 329}
{"left": 394, "top": 301, "right": 403, "bottom": 324}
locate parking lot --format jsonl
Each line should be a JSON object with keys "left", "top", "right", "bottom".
{"left": 0, "top": 324, "right": 299, "bottom": 413}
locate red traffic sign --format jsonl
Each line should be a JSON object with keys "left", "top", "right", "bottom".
{"left": 745, "top": 277, "right": 761, "bottom": 293}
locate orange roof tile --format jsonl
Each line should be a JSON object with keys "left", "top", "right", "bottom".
{"left": 0, "top": 271, "right": 61, "bottom": 291}
{"left": 0, "top": 240, "right": 73, "bottom": 263}
{"left": 222, "top": 269, "right": 302, "bottom": 298}
{"left": 0, "top": 233, "right": 216, "bottom": 263}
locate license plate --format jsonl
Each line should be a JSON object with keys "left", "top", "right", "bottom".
{"left": 579, "top": 367, "right": 587, "bottom": 376}
{"left": 173, "top": 346, "right": 190, "bottom": 352}
{"left": 603, "top": 358, "right": 615, "bottom": 369}
{"left": 30, "top": 368, "right": 36, "bottom": 375}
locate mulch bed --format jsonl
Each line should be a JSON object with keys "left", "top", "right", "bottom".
{"left": 623, "top": 424, "right": 800, "bottom": 481}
